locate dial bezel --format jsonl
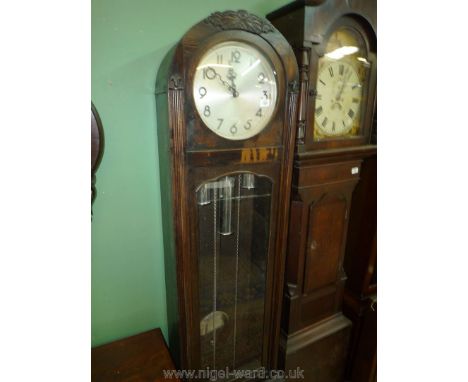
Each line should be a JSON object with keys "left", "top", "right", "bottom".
{"left": 192, "top": 41, "right": 279, "bottom": 141}
{"left": 186, "top": 30, "right": 285, "bottom": 148}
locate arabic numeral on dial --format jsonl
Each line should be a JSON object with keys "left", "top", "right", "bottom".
{"left": 227, "top": 68, "right": 236, "bottom": 81}
{"left": 199, "top": 87, "right": 207, "bottom": 98}
{"left": 231, "top": 50, "right": 241, "bottom": 63}
{"left": 258, "top": 72, "right": 266, "bottom": 84}
{"left": 256, "top": 108, "right": 262, "bottom": 117}
{"left": 244, "top": 120, "right": 252, "bottom": 130}
{"left": 230, "top": 123, "right": 238, "bottom": 135}
{"left": 204, "top": 105, "right": 211, "bottom": 117}
{"left": 203, "top": 67, "right": 216, "bottom": 80}
{"left": 217, "top": 118, "right": 223, "bottom": 129}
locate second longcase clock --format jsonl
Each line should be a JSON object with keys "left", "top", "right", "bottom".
{"left": 268, "top": 0, "right": 377, "bottom": 380}
{"left": 156, "top": 10, "right": 299, "bottom": 377}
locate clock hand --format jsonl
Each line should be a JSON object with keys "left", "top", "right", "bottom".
{"left": 216, "top": 73, "right": 239, "bottom": 97}
{"left": 226, "top": 68, "right": 239, "bottom": 98}
{"left": 335, "top": 69, "right": 352, "bottom": 101}
{"left": 207, "top": 66, "right": 239, "bottom": 97}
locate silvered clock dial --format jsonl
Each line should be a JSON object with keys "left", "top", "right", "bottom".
{"left": 193, "top": 41, "right": 278, "bottom": 140}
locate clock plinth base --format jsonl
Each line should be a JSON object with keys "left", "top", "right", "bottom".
{"left": 280, "top": 314, "right": 351, "bottom": 382}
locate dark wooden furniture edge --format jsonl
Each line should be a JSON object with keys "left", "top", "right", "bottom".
{"left": 296, "top": 144, "right": 377, "bottom": 162}
{"left": 91, "top": 328, "right": 179, "bottom": 381}
{"left": 266, "top": 0, "right": 326, "bottom": 20}
{"left": 91, "top": 102, "right": 105, "bottom": 206}
{"left": 280, "top": 313, "right": 351, "bottom": 354}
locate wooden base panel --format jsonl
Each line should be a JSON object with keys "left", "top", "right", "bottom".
{"left": 280, "top": 314, "right": 352, "bottom": 382}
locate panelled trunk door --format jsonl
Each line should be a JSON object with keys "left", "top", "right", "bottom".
{"left": 303, "top": 194, "right": 347, "bottom": 293}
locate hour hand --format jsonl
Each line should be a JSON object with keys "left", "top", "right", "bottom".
{"left": 226, "top": 68, "right": 238, "bottom": 95}
{"left": 206, "top": 66, "right": 239, "bottom": 97}
{"left": 335, "top": 70, "right": 351, "bottom": 100}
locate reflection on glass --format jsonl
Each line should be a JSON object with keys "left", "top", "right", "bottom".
{"left": 324, "top": 45, "right": 359, "bottom": 60}
{"left": 196, "top": 173, "right": 272, "bottom": 376}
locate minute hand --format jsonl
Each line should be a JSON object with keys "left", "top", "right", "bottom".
{"left": 335, "top": 70, "right": 352, "bottom": 101}
{"left": 208, "top": 67, "right": 239, "bottom": 97}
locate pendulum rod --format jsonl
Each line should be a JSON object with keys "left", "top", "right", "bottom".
{"left": 232, "top": 175, "right": 241, "bottom": 369}
{"left": 212, "top": 187, "right": 217, "bottom": 370}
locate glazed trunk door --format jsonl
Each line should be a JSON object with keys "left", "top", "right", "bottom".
{"left": 196, "top": 172, "right": 273, "bottom": 373}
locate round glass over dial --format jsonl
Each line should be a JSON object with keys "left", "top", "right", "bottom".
{"left": 193, "top": 41, "right": 278, "bottom": 140}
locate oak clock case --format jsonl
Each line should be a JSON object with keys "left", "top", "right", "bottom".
{"left": 156, "top": 10, "right": 298, "bottom": 377}
{"left": 267, "top": 1, "right": 377, "bottom": 381}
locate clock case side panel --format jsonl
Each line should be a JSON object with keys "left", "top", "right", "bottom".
{"left": 343, "top": 152, "right": 377, "bottom": 297}
{"left": 156, "top": 44, "right": 187, "bottom": 368}
{"left": 157, "top": 10, "right": 299, "bottom": 372}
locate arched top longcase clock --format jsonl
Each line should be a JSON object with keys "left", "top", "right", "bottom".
{"left": 156, "top": 10, "right": 298, "bottom": 376}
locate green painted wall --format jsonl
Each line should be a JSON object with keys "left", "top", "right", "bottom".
{"left": 91, "top": 0, "right": 291, "bottom": 347}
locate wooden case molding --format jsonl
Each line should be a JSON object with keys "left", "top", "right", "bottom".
{"left": 156, "top": 10, "right": 299, "bottom": 375}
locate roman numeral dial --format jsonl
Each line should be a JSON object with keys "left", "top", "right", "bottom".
{"left": 314, "top": 61, "right": 362, "bottom": 137}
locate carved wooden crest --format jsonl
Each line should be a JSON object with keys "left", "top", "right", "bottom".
{"left": 204, "top": 10, "right": 275, "bottom": 34}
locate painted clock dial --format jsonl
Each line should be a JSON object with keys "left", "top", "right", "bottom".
{"left": 315, "top": 61, "right": 361, "bottom": 136}
{"left": 314, "top": 26, "right": 371, "bottom": 140}
{"left": 193, "top": 41, "right": 278, "bottom": 140}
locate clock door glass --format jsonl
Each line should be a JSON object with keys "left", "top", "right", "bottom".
{"left": 193, "top": 42, "right": 278, "bottom": 140}
{"left": 314, "top": 26, "right": 371, "bottom": 140}
{"left": 196, "top": 173, "right": 272, "bottom": 372}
